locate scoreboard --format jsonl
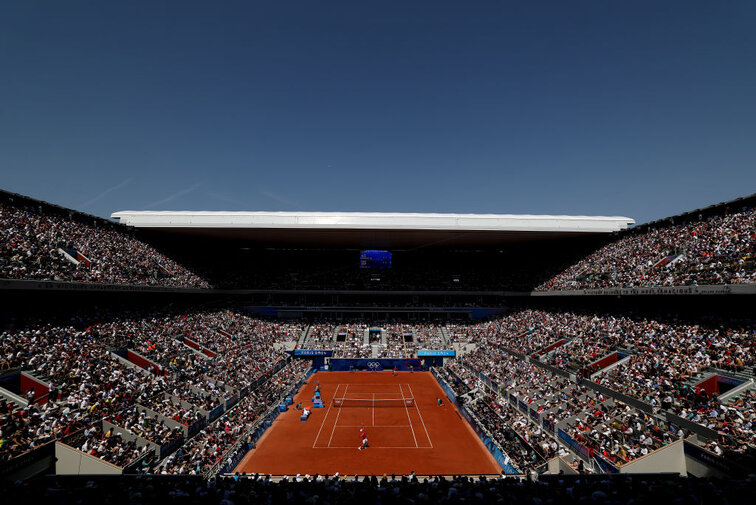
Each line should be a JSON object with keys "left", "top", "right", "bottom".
{"left": 359, "top": 250, "right": 392, "bottom": 269}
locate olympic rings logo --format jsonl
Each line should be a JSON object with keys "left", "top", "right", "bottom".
{"left": 367, "top": 362, "right": 380, "bottom": 370}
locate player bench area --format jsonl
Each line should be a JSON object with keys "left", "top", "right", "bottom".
{"left": 313, "top": 383, "right": 433, "bottom": 449}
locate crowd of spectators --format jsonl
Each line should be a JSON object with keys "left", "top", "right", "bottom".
{"left": 0, "top": 200, "right": 209, "bottom": 288}
{"left": 127, "top": 310, "right": 291, "bottom": 394}
{"left": 665, "top": 387, "right": 755, "bottom": 451}
{"left": 159, "top": 360, "right": 309, "bottom": 475}
{"left": 168, "top": 387, "right": 223, "bottom": 413}
{"left": 0, "top": 320, "right": 170, "bottom": 461}
{"left": 3, "top": 303, "right": 755, "bottom": 477}
{"left": 0, "top": 306, "right": 298, "bottom": 469}
{"left": 300, "top": 322, "right": 335, "bottom": 350}
{"left": 538, "top": 207, "right": 756, "bottom": 290}
{"left": 378, "top": 323, "right": 412, "bottom": 358}
{"left": 141, "top": 395, "right": 205, "bottom": 428}
{"left": 0, "top": 397, "right": 80, "bottom": 461}
{"left": 333, "top": 324, "right": 370, "bottom": 358}
{"left": 447, "top": 308, "right": 753, "bottom": 402}
{"left": 3, "top": 190, "right": 753, "bottom": 294}
{"left": 443, "top": 357, "right": 610, "bottom": 468}
{"left": 451, "top": 344, "right": 689, "bottom": 469}
{"left": 375, "top": 323, "right": 447, "bottom": 358}
{"left": 561, "top": 401, "right": 685, "bottom": 466}
{"left": 110, "top": 407, "right": 183, "bottom": 448}
{"left": 76, "top": 425, "right": 153, "bottom": 468}
{"left": 300, "top": 322, "right": 449, "bottom": 358}
{"left": 445, "top": 308, "right": 755, "bottom": 462}
{"left": 447, "top": 310, "right": 571, "bottom": 356}
{"left": 434, "top": 365, "right": 548, "bottom": 473}
{"left": 412, "top": 324, "right": 446, "bottom": 350}
{"left": 9, "top": 472, "right": 756, "bottom": 505}
{"left": 590, "top": 317, "right": 755, "bottom": 451}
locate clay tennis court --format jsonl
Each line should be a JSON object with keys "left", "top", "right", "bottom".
{"left": 235, "top": 371, "right": 501, "bottom": 476}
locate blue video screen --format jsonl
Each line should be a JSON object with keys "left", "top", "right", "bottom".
{"left": 359, "top": 250, "right": 392, "bottom": 269}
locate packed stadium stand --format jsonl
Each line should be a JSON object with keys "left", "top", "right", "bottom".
{"left": 0, "top": 191, "right": 208, "bottom": 288}
{"left": 1, "top": 188, "right": 755, "bottom": 501}
{"left": 537, "top": 194, "right": 756, "bottom": 291}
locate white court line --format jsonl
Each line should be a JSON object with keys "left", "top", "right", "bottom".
{"left": 399, "top": 384, "right": 418, "bottom": 448}
{"left": 313, "top": 383, "right": 340, "bottom": 448}
{"left": 327, "top": 384, "right": 348, "bottom": 447}
{"left": 336, "top": 425, "right": 412, "bottom": 428}
{"left": 314, "top": 446, "right": 430, "bottom": 449}
{"left": 337, "top": 383, "right": 412, "bottom": 386}
{"left": 332, "top": 396, "right": 406, "bottom": 400}
{"left": 372, "top": 393, "right": 375, "bottom": 427}
{"left": 408, "top": 384, "right": 433, "bottom": 448}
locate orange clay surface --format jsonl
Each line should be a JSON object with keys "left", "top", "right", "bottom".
{"left": 235, "top": 371, "right": 501, "bottom": 476}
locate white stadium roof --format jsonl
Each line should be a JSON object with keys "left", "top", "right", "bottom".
{"left": 111, "top": 210, "right": 634, "bottom": 232}
{"left": 110, "top": 211, "right": 635, "bottom": 248}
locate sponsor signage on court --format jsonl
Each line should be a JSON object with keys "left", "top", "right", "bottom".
{"left": 293, "top": 349, "right": 333, "bottom": 357}
{"left": 417, "top": 350, "right": 456, "bottom": 357}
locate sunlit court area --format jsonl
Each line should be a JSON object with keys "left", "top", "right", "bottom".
{"left": 236, "top": 372, "right": 501, "bottom": 476}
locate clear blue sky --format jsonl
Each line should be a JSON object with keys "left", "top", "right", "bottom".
{"left": 1, "top": 1, "right": 754, "bottom": 225}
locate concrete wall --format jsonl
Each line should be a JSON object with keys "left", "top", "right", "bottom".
{"left": 20, "top": 372, "right": 50, "bottom": 404}
{"left": 619, "top": 439, "right": 686, "bottom": 475}
{"left": 0, "top": 441, "right": 55, "bottom": 481}
{"left": 682, "top": 439, "right": 745, "bottom": 478}
{"left": 110, "top": 352, "right": 153, "bottom": 376}
{"left": 684, "top": 452, "right": 729, "bottom": 478}
{"left": 0, "top": 385, "right": 28, "bottom": 409}
{"left": 102, "top": 421, "right": 160, "bottom": 455}
{"left": 127, "top": 350, "right": 166, "bottom": 375}
{"left": 547, "top": 457, "right": 578, "bottom": 475}
{"left": 580, "top": 379, "right": 655, "bottom": 414}
{"left": 590, "top": 354, "right": 631, "bottom": 379}
{"left": 135, "top": 404, "right": 189, "bottom": 437}
{"left": 55, "top": 442, "right": 123, "bottom": 475}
